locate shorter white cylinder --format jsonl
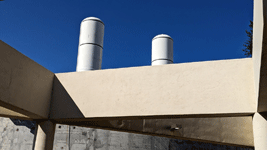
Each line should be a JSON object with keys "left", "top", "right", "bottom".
{"left": 151, "top": 34, "right": 173, "bottom": 66}
{"left": 76, "top": 17, "right": 104, "bottom": 71}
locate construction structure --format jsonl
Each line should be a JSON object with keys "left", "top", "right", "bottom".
{"left": 0, "top": 0, "right": 266, "bottom": 149}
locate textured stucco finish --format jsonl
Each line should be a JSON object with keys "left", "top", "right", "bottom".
{"left": 0, "top": 41, "right": 54, "bottom": 119}
{"left": 51, "top": 58, "right": 256, "bottom": 119}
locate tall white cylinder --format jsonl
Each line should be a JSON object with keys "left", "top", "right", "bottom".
{"left": 76, "top": 17, "right": 104, "bottom": 71}
{"left": 151, "top": 34, "right": 173, "bottom": 66}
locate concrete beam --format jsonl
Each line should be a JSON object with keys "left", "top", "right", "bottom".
{"left": 0, "top": 105, "right": 31, "bottom": 120}
{"left": 0, "top": 41, "right": 54, "bottom": 119}
{"left": 50, "top": 58, "right": 256, "bottom": 120}
{"left": 56, "top": 116, "right": 254, "bottom": 148}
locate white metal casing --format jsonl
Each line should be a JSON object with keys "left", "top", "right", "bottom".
{"left": 76, "top": 17, "right": 104, "bottom": 71}
{"left": 151, "top": 34, "right": 173, "bottom": 66}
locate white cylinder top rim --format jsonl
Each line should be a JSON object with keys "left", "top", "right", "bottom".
{"left": 82, "top": 17, "right": 104, "bottom": 25}
{"left": 152, "top": 34, "right": 173, "bottom": 41}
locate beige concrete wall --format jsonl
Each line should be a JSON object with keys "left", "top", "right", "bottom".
{"left": 50, "top": 58, "right": 256, "bottom": 119}
{"left": 0, "top": 41, "right": 54, "bottom": 119}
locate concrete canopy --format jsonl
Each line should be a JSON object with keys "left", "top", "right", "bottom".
{"left": 0, "top": 39, "right": 257, "bottom": 147}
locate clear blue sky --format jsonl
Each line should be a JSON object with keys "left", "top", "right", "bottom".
{"left": 1, "top": 0, "right": 253, "bottom": 73}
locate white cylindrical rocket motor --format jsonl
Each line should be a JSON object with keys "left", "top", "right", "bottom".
{"left": 151, "top": 34, "right": 173, "bottom": 66}
{"left": 76, "top": 17, "right": 104, "bottom": 71}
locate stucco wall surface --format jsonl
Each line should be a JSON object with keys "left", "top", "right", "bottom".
{"left": 51, "top": 58, "right": 256, "bottom": 119}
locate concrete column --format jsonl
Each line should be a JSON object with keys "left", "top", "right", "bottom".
{"left": 33, "top": 120, "right": 56, "bottom": 150}
{"left": 253, "top": 113, "right": 267, "bottom": 150}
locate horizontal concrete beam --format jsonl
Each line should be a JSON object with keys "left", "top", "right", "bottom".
{"left": 0, "top": 41, "right": 54, "bottom": 119}
{"left": 0, "top": 105, "right": 31, "bottom": 120}
{"left": 50, "top": 58, "right": 256, "bottom": 119}
{"left": 56, "top": 116, "right": 254, "bottom": 147}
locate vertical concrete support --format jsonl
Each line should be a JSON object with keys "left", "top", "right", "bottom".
{"left": 33, "top": 120, "right": 56, "bottom": 150}
{"left": 252, "top": 0, "right": 264, "bottom": 95}
{"left": 253, "top": 113, "right": 267, "bottom": 150}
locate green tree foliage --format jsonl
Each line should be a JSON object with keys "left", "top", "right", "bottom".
{"left": 243, "top": 21, "right": 253, "bottom": 57}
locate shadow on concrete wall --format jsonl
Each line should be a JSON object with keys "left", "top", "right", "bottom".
{"left": 10, "top": 118, "right": 36, "bottom": 134}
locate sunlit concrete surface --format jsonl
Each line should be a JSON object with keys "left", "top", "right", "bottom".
{"left": 50, "top": 58, "right": 256, "bottom": 120}
{"left": 253, "top": 113, "right": 267, "bottom": 150}
{"left": 0, "top": 41, "right": 54, "bottom": 119}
